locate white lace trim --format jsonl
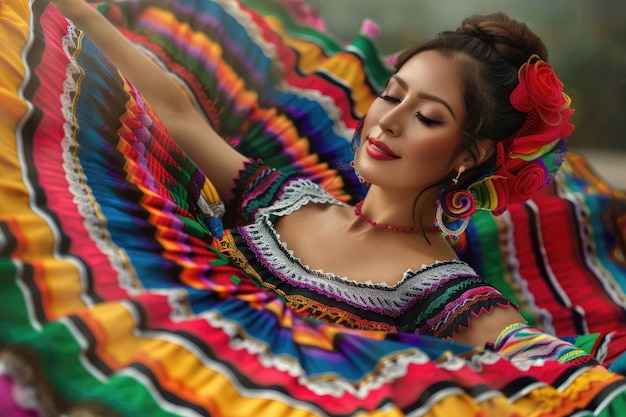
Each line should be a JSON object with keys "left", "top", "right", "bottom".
{"left": 59, "top": 24, "right": 140, "bottom": 296}
{"left": 253, "top": 177, "right": 346, "bottom": 218}
{"left": 241, "top": 180, "right": 478, "bottom": 317}
{"left": 202, "top": 309, "right": 502, "bottom": 399}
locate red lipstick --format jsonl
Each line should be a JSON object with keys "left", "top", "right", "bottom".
{"left": 365, "top": 138, "right": 400, "bottom": 161}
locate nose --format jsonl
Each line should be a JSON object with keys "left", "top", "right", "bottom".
{"left": 378, "top": 107, "right": 402, "bottom": 137}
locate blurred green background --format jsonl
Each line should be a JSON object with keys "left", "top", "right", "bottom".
{"left": 307, "top": 0, "right": 626, "bottom": 157}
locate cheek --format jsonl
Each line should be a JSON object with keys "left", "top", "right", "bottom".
{"left": 403, "top": 134, "right": 463, "bottom": 180}
{"left": 405, "top": 135, "right": 457, "bottom": 164}
{"left": 359, "top": 116, "right": 374, "bottom": 137}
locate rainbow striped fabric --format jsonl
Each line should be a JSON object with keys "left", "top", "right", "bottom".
{"left": 2, "top": 0, "right": 626, "bottom": 415}
{"left": 458, "top": 153, "right": 626, "bottom": 366}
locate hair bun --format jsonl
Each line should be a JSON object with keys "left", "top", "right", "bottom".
{"left": 460, "top": 21, "right": 494, "bottom": 45}
{"left": 459, "top": 13, "right": 548, "bottom": 67}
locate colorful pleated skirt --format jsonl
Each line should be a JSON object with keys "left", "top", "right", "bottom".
{"left": 2, "top": 0, "right": 626, "bottom": 415}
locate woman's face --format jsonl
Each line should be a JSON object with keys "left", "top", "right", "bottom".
{"left": 358, "top": 50, "right": 467, "bottom": 194}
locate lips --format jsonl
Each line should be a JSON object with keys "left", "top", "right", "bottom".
{"left": 365, "top": 138, "right": 400, "bottom": 161}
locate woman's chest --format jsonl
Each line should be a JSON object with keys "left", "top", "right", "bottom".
{"left": 271, "top": 204, "right": 435, "bottom": 285}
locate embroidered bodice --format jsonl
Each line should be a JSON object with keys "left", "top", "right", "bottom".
{"left": 222, "top": 161, "right": 515, "bottom": 338}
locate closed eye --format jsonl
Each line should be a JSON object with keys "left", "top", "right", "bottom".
{"left": 416, "top": 112, "right": 442, "bottom": 126}
{"left": 379, "top": 93, "right": 443, "bottom": 126}
{"left": 378, "top": 94, "right": 400, "bottom": 103}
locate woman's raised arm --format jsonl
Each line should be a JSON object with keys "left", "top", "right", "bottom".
{"left": 49, "top": 0, "right": 247, "bottom": 200}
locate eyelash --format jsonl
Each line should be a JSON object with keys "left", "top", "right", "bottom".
{"left": 416, "top": 112, "right": 441, "bottom": 126}
{"left": 379, "top": 94, "right": 399, "bottom": 103}
{"left": 378, "top": 94, "right": 442, "bottom": 126}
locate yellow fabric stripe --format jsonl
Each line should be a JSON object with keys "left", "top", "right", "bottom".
{"left": 0, "top": 1, "right": 92, "bottom": 319}
{"left": 263, "top": 16, "right": 377, "bottom": 116}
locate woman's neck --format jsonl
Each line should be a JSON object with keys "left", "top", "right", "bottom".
{"left": 356, "top": 188, "right": 439, "bottom": 234}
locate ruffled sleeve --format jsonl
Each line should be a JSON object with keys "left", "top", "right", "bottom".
{"left": 224, "top": 159, "right": 304, "bottom": 226}
{"left": 412, "top": 270, "right": 520, "bottom": 340}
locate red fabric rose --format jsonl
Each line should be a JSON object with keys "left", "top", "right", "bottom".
{"left": 509, "top": 55, "right": 571, "bottom": 126}
{"left": 471, "top": 55, "right": 574, "bottom": 215}
{"left": 508, "top": 162, "right": 547, "bottom": 204}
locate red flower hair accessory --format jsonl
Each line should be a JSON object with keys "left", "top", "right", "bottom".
{"left": 469, "top": 55, "right": 574, "bottom": 214}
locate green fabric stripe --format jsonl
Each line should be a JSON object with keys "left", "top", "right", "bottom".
{"left": 240, "top": 0, "right": 344, "bottom": 53}
{"left": 572, "top": 333, "right": 601, "bottom": 355}
{"left": 0, "top": 260, "right": 35, "bottom": 338}
{"left": 33, "top": 320, "right": 180, "bottom": 417}
{"left": 472, "top": 211, "right": 538, "bottom": 328}
{"left": 0, "top": 260, "right": 177, "bottom": 416}
{"left": 346, "top": 34, "right": 393, "bottom": 91}
{"left": 240, "top": 0, "right": 393, "bottom": 89}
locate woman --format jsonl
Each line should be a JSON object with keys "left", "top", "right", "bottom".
{"left": 2, "top": 0, "right": 622, "bottom": 415}
{"left": 48, "top": 0, "right": 567, "bottom": 346}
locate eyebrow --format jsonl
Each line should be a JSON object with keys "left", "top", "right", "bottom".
{"left": 391, "top": 74, "right": 457, "bottom": 120}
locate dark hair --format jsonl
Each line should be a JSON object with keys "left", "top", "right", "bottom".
{"left": 353, "top": 12, "right": 549, "bottom": 240}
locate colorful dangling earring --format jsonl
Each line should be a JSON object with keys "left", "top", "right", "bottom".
{"left": 435, "top": 166, "right": 474, "bottom": 237}
{"left": 350, "top": 151, "right": 366, "bottom": 184}
{"left": 435, "top": 201, "right": 470, "bottom": 237}
{"left": 350, "top": 119, "right": 368, "bottom": 185}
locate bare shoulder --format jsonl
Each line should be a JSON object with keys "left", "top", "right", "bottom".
{"left": 453, "top": 306, "right": 526, "bottom": 347}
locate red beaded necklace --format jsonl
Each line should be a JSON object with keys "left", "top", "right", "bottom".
{"left": 354, "top": 200, "right": 440, "bottom": 234}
